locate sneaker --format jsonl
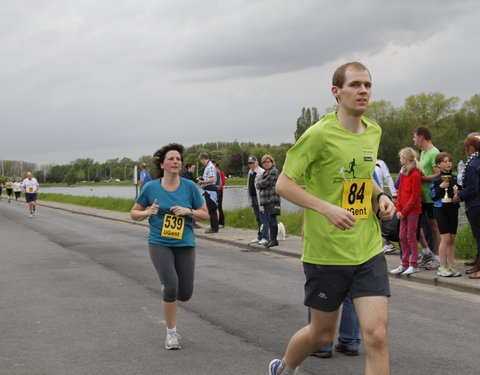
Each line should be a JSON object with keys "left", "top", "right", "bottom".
{"left": 390, "top": 265, "right": 407, "bottom": 274}
{"left": 437, "top": 266, "right": 452, "bottom": 277}
{"left": 418, "top": 252, "right": 434, "bottom": 267}
{"left": 29, "top": 213, "right": 33, "bottom": 218}
{"left": 250, "top": 238, "right": 260, "bottom": 244}
{"left": 165, "top": 332, "right": 181, "bottom": 350}
{"left": 382, "top": 243, "right": 396, "bottom": 254}
{"left": 258, "top": 239, "right": 269, "bottom": 245}
{"left": 424, "top": 259, "right": 440, "bottom": 270}
{"left": 268, "top": 359, "right": 284, "bottom": 375}
{"left": 334, "top": 343, "right": 359, "bottom": 356}
{"left": 402, "top": 266, "right": 420, "bottom": 275}
{"left": 449, "top": 266, "right": 461, "bottom": 277}
{"left": 310, "top": 349, "right": 332, "bottom": 358}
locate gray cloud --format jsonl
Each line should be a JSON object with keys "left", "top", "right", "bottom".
{"left": 1, "top": 0, "right": 480, "bottom": 166}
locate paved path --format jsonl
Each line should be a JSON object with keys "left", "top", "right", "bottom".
{"left": 34, "top": 199, "right": 480, "bottom": 296}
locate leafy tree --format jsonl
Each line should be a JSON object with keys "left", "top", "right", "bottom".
{"left": 401, "top": 92, "right": 459, "bottom": 129}
{"left": 294, "top": 107, "right": 320, "bottom": 141}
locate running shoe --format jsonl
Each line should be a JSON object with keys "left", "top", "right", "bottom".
{"left": 402, "top": 266, "right": 420, "bottom": 275}
{"left": 436, "top": 266, "right": 452, "bottom": 277}
{"left": 449, "top": 266, "right": 461, "bottom": 277}
{"left": 382, "top": 243, "right": 396, "bottom": 254}
{"left": 29, "top": 213, "right": 33, "bottom": 218}
{"left": 418, "top": 252, "right": 434, "bottom": 267}
{"left": 165, "top": 333, "right": 181, "bottom": 350}
{"left": 268, "top": 359, "right": 284, "bottom": 375}
{"left": 390, "top": 265, "right": 407, "bottom": 274}
{"left": 424, "top": 259, "right": 440, "bottom": 270}
{"left": 250, "top": 238, "right": 260, "bottom": 244}
{"left": 258, "top": 239, "right": 269, "bottom": 245}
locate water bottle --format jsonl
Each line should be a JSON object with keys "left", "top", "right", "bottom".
{"left": 457, "top": 160, "right": 465, "bottom": 187}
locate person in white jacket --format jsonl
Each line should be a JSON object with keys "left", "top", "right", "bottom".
{"left": 375, "top": 159, "right": 397, "bottom": 253}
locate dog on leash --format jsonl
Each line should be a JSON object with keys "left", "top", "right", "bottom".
{"left": 277, "top": 222, "right": 286, "bottom": 240}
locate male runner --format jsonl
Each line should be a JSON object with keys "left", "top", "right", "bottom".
{"left": 22, "top": 172, "right": 39, "bottom": 217}
{"left": 269, "top": 62, "right": 395, "bottom": 375}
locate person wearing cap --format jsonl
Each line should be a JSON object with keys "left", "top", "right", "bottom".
{"left": 247, "top": 156, "right": 269, "bottom": 245}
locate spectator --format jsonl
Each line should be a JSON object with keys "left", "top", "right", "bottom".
{"left": 454, "top": 137, "right": 480, "bottom": 278}
{"left": 390, "top": 147, "right": 424, "bottom": 275}
{"left": 214, "top": 161, "right": 226, "bottom": 228}
{"left": 139, "top": 163, "right": 152, "bottom": 191}
{"left": 413, "top": 125, "right": 441, "bottom": 270}
{"left": 182, "top": 163, "right": 200, "bottom": 228}
{"left": 375, "top": 159, "right": 397, "bottom": 253}
{"left": 430, "top": 152, "right": 461, "bottom": 277}
{"left": 197, "top": 153, "right": 219, "bottom": 234}
{"left": 247, "top": 156, "right": 269, "bottom": 245}
{"left": 256, "top": 154, "right": 281, "bottom": 248}
{"left": 309, "top": 294, "right": 360, "bottom": 359}
{"left": 181, "top": 163, "right": 196, "bottom": 182}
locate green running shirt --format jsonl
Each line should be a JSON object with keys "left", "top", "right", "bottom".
{"left": 282, "top": 112, "right": 383, "bottom": 265}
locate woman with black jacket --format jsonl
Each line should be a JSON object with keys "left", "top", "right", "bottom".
{"left": 454, "top": 136, "right": 480, "bottom": 278}
{"left": 257, "top": 154, "right": 281, "bottom": 248}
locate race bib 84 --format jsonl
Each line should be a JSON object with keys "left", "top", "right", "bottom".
{"left": 341, "top": 180, "right": 372, "bottom": 219}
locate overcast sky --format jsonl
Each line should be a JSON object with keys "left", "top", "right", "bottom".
{"left": 1, "top": 0, "right": 480, "bottom": 166}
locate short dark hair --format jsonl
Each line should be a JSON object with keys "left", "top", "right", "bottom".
{"left": 198, "top": 153, "right": 209, "bottom": 160}
{"left": 153, "top": 143, "right": 184, "bottom": 178}
{"left": 332, "top": 62, "right": 370, "bottom": 88}
{"left": 435, "top": 152, "right": 452, "bottom": 165}
{"left": 185, "top": 162, "right": 194, "bottom": 169}
{"left": 415, "top": 126, "right": 432, "bottom": 140}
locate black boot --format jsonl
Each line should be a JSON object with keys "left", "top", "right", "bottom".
{"left": 265, "top": 225, "right": 279, "bottom": 248}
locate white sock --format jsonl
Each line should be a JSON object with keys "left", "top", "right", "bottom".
{"left": 277, "top": 360, "right": 297, "bottom": 375}
{"left": 166, "top": 327, "right": 176, "bottom": 335}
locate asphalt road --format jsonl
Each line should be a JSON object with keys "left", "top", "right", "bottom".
{"left": 1, "top": 202, "right": 479, "bottom": 375}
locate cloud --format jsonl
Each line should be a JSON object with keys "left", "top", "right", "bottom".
{"left": 1, "top": 0, "right": 480, "bottom": 166}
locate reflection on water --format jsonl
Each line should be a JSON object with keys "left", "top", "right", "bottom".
{"left": 40, "top": 185, "right": 303, "bottom": 212}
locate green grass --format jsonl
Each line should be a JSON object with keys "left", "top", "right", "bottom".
{"left": 455, "top": 224, "right": 478, "bottom": 260}
{"left": 37, "top": 193, "right": 135, "bottom": 213}
{"left": 224, "top": 207, "right": 302, "bottom": 236}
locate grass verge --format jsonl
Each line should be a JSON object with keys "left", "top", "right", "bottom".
{"left": 37, "top": 193, "right": 135, "bottom": 213}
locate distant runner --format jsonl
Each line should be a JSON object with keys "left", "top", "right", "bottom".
{"left": 21, "top": 172, "right": 39, "bottom": 217}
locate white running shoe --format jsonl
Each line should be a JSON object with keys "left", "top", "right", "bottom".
{"left": 437, "top": 266, "right": 453, "bottom": 277}
{"left": 165, "top": 332, "right": 181, "bottom": 350}
{"left": 250, "top": 238, "right": 260, "bottom": 244}
{"left": 390, "top": 265, "right": 407, "bottom": 274}
{"left": 402, "top": 266, "right": 420, "bottom": 275}
{"left": 382, "top": 243, "right": 396, "bottom": 254}
{"left": 258, "top": 239, "right": 269, "bottom": 245}
{"left": 29, "top": 213, "right": 33, "bottom": 218}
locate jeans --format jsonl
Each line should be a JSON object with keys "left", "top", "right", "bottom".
{"left": 251, "top": 196, "right": 269, "bottom": 240}
{"left": 309, "top": 294, "right": 361, "bottom": 351}
{"left": 263, "top": 204, "right": 278, "bottom": 227}
{"left": 203, "top": 192, "right": 219, "bottom": 231}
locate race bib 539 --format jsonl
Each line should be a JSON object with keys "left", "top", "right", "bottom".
{"left": 342, "top": 180, "right": 372, "bottom": 219}
{"left": 161, "top": 214, "right": 185, "bottom": 240}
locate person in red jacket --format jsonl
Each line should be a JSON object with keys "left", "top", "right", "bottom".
{"left": 391, "top": 147, "right": 425, "bottom": 275}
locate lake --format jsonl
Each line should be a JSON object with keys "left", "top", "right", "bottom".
{"left": 40, "top": 185, "right": 303, "bottom": 212}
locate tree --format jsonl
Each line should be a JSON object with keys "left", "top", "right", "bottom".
{"left": 401, "top": 92, "right": 459, "bottom": 129}
{"left": 64, "top": 167, "right": 78, "bottom": 186}
{"left": 294, "top": 107, "right": 320, "bottom": 141}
